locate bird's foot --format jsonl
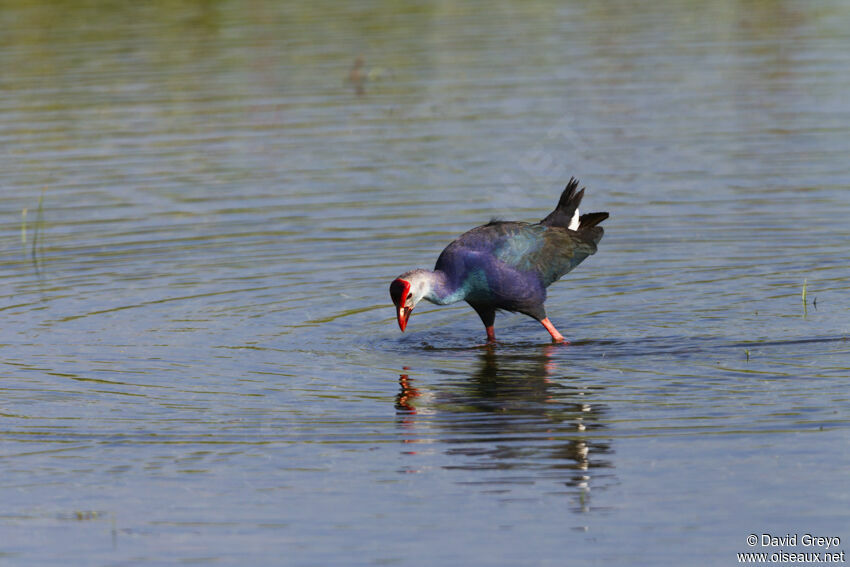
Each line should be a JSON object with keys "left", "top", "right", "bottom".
{"left": 485, "top": 325, "right": 496, "bottom": 343}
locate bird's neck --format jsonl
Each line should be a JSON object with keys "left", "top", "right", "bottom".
{"left": 422, "top": 269, "right": 465, "bottom": 305}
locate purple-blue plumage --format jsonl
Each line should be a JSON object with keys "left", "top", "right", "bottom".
{"left": 390, "top": 178, "right": 608, "bottom": 342}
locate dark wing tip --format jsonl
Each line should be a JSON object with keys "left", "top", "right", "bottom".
{"left": 578, "top": 212, "right": 609, "bottom": 229}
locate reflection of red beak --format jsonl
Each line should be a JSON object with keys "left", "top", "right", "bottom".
{"left": 397, "top": 304, "right": 412, "bottom": 332}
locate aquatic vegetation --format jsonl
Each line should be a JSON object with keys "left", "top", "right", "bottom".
{"left": 21, "top": 207, "right": 27, "bottom": 245}
{"left": 21, "top": 190, "right": 46, "bottom": 269}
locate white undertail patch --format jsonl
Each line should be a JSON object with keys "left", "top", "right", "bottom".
{"left": 568, "top": 208, "right": 580, "bottom": 231}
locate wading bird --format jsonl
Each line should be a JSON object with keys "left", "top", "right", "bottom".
{"left": 389, "top": 178, "right": 608, "bottom": 342}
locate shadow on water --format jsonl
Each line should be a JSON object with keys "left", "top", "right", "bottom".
{"left": 395, "top": 344, "right": 614, "bottom": 510}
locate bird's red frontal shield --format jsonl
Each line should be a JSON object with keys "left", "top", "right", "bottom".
{"left": 389, "top": 278, "right": 412, "bottom": 332}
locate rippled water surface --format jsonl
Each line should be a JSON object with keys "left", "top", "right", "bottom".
{"left": 2, "top": 1, "right": 850, "bottom": 565}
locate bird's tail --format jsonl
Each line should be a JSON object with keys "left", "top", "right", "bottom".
{"left": 540, "top": 177, "right": 585, "bottom": 229}
{"left": 540, "top": 178, "right": 609, "bottom": 235}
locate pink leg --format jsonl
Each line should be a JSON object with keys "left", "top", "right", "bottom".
{"left": 540, "top": 318, "right": 566, "bottom": 343}
{"left": 485, "top": 325, "right": 496, "bottom": 342}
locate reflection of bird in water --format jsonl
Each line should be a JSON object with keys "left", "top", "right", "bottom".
{"left": 395, "top": 345, "right": 613, "bottom": 511}
{"left": 395, "top": 372, "right": 420, "bottom": 445}
{"left": 396, "top": 370, "right": 420, "bottom": 413}
{"left": 396, "top": 367, "right": 437, "bottom": 440}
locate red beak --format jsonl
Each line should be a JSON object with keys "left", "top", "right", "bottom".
{"left": 397, "top": 304, "right": 412, "bottom": 332}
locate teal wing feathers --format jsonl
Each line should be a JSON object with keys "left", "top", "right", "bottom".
{"left": 443, "top": 221, "right": 598, "bottom": 289}
{"left": 493, "top": 222, "right": 598, "bottom": 287}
